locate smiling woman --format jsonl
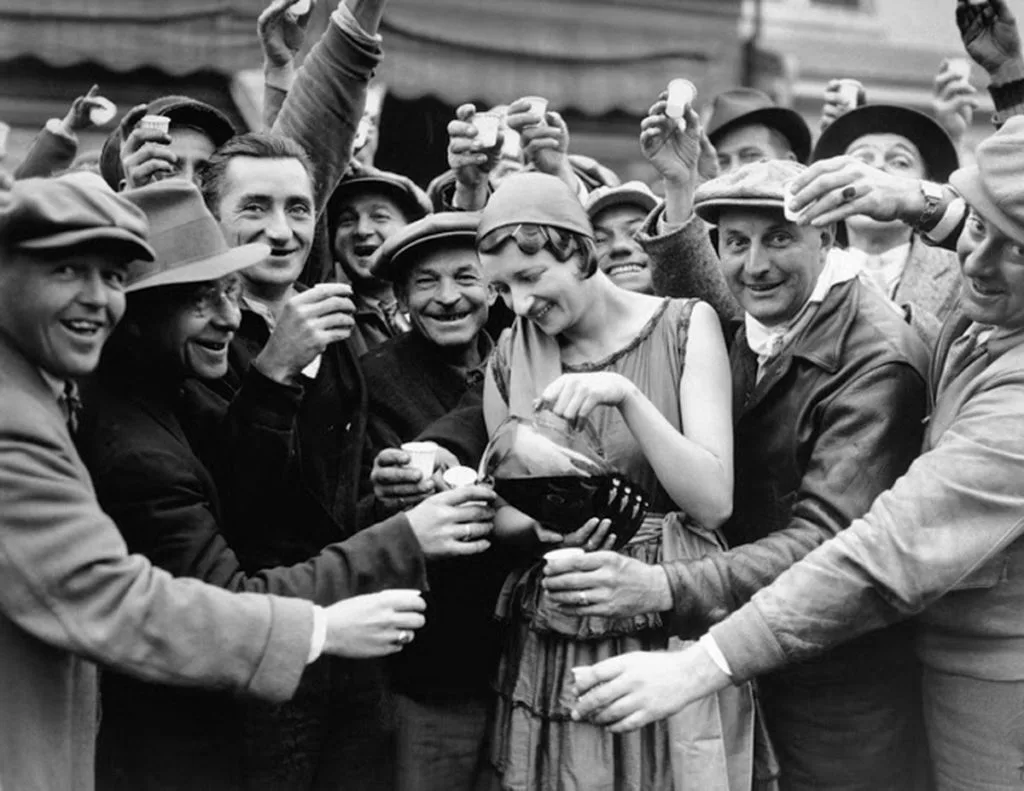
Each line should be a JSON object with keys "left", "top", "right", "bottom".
{"left": 475, "top": 172, "right": 736, "bottom": 791}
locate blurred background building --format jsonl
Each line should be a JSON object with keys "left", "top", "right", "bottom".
{"left": 0, "top": 0, "right": 1012, "bottom": 183}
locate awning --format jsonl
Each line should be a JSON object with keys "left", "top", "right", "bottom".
{"left": 377, "top": 0, "right": 742, "bottom": 116}
{"left": 0, "top": 0, "right": 269, "bottom": 75}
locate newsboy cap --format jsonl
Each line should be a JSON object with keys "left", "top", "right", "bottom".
{"left": 0, "top": 171, "right": 155, "bottom": 261}
{"left": 372, "top": 212, "right": 479, "bottom": 282}
{"left": 694, "top": 159, "right": 806, "bottom": 225}
{"left": 121, "top": 180, "right": 269, "bottom": 292}
{"left": 477, "top": 172, "right": 593, "bottom": 241}
{"left": 950, "top": 116, "right": 1024, "bottom": 247}
{"left": 330, "top": 169, "right": 433, "bottom": 223}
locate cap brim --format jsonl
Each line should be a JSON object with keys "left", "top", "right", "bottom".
{"left": 710, "top": 107, "right": 812, "bottom": 164}
{"left": 812, "top": 105, "right": 959, "bottom": 181}
{"left": 19, "top": 227, "right": 156, "bottom": 261}
{"left": 126, "top": 242, "right": 269, "bottom": 292}
{"left": 694, "top": 196, "right": 786, "bottom": 225}
{"left": 586, "top": 190, "right": 659, "bottom": 220}
{"left": 374, "top": 231, "right": 477, "bottom": 282}
{"left": 951, "top": 166, "right": 1024, "bottom": 247}
{"left": 333, "top": 177, "right": 431, "bottom": 221}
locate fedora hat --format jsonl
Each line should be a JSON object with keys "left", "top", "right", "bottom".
{"left": 812, "top": 104, "right": 959, "bottom": 182}
{"left": 705, "top": 88, "right": 812, "bottom": 164}
{"left": 120, "top": 180, "right": 269, "bottom": 293}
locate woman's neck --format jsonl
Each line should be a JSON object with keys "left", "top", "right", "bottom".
{"left": 559, "top": 275, "right": 640, "bottom": 360}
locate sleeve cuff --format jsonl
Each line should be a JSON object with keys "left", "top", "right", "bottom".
{"left": 333, "top": 1, "right": 384, "bottom": 44}
{"left": 922, "top": 197, "right": 966, "bottom": 244}
{"left": 307, "top": 604, "right": 328, "bottom": 663}
{"left": 44, "top": 118, "right": 77, "bottom": 144}
{"left": 707, "top": 603, "right": 788, "bottom": 683}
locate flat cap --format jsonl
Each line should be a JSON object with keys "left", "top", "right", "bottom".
{"left": 478, "top": 172, "right": 593, "bottom": 241}
{"left": 950, "top": 115, "right": 1024, "bottom": 247}
{"left": 0, "top": 171, "right": 155, "bottom": 261}
{"left": 694, "top": 159, "right": 806, "bottom": 225}
{"left": 586, "top": 181, "right": 659, "bottom": 220}
{"left": 330, "top": 169, "right": 433, "bottom": 222}
{"left": 372, "top": 211, "right": 479, "bottom": 282}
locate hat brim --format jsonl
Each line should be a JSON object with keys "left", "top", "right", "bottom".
{"left": 694, "top": 196, "right": 786, "bottom": 225}
{"left": 19, "top": 227, "right": 156, "bottom": 261}
{"left": 374, "top": 230, "right": 477, "bottom": 282}
{"left": 950, "top": 165, "right": 1024, "bottom": 247}
{"left": 812, "top": 105, "right": 959, "bottom": 182}
{"left": 586, "top": 190, "right": 659, "bottom": 220}
{"left": 126, "top": 242, "right": 269, "bottom": 293}
{"left": 709, "top": 107, "right": 813, "bottom": 164}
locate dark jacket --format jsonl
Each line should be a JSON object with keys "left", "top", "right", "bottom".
{"left": 663, "top": 278, "right": 930, "bottom": 678}
{"left": 359, "top": 330, "right": 514, "bottom": 700}
{"left": 79, "top": 360, "right": 425, "bottom": 790}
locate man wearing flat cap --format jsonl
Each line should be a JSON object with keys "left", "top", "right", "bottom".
{"left": 573, "top": 115, "right": 1024, "bottom": 791}
{"left": 358, "top": 211, "right": 512, "bottom": 790}
{"left": 0, "top": 171, "right": 427, "bottom": 791}
{"left": 562, "top": 159, "right": 931, "bottom": 790}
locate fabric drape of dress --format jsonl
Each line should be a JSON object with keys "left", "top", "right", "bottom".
{"left": 486, "top": 297, "right": 759, "bottom": 791}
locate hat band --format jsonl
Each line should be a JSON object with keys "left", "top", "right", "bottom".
{"left": 147, "top": 216, "right": 233, "bottom": 267}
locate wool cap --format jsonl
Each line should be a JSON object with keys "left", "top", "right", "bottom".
{"left": 0, "top": 171, "right": 155, "bottom": 261}
{"left": 704, "top": 88, "right": 812, "bottom": 164}
{"left": 330, "top": 169, "right": 433, "bottom": 222}
{"left": 950, "top": 116, "right": 1024, "bottom": 246}
{"left": 585, "top": 181, "right": 659, "bottom": 220}
{"left": 812, "top": 104, "right": 959, "bottom": 182}
{"left": 477, "top": 172, "right": 593, "bottom": 241}
{"left": 372, "top": 211, "right": 479, "bottom": 282}
{"left": 694, "top": 159, "right": 806, "bottom": 225}
{"left": 99, "top": 95, "right": 237, "bottom": 189}
{"left": 120, "top": 180, "right": 268, "bottom": 292}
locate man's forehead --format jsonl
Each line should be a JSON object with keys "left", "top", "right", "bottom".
{"left": 846, "top": 133, "right": 921, "bottom": 158}
{"left": 718, "top": 206, "right": 792, "bottom": 231}
{"left": 223, "top": 156, "right": 313, "bottom": 199}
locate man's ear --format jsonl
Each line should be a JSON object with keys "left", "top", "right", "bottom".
{"left": 819, "top": 223, "right": 837, "bottom": 250}
{"left": 783, "top": 150, "right": 798, "bottom": 163}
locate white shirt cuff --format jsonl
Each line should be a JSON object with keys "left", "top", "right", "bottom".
{"left": 307, "top": 604, "right": 328, "bottom": 664}
{"left": 699, "top": 633, "right": 733, "bottom": 677}
{"left": 44, "top": 118, "right": 77, "bottom": 143}
{"left": 923, "top": 196, "right": 966, "bottom": 245}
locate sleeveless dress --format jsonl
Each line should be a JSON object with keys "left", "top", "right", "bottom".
{"left": 487, "top": 298, "right": 696, "bottom": 791}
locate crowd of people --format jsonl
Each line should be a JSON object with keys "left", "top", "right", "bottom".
{"left": 1, "top": 0, "right": 1023, "bottom": 789}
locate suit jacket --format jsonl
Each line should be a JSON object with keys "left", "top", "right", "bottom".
{"left": 78, "top": 360, "right": 425, "bottom": 789}
{"left": 0, "top": 332, "right": 313, "bottom": 791}
{"left": 894, "top": 235, "right": 962, "bottom": 325}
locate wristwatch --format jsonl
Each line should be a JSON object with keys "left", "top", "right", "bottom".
{"left": 912, "top": 180, "right": 946, "bottom": 234}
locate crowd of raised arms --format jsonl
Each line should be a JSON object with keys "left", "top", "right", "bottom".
{"left": 1, "top": 0, "right": 1023, "bottom": 789}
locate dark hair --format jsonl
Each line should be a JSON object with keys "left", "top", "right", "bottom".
{"left": 477, "top": 223, "right": 598, "bottom": 278}
{"left": 198, "top": 132, "right": 316, "bottom": 216}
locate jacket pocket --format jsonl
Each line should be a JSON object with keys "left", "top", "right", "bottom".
{"left": 949, "top": 554, "right": 1009, "bottom": 591}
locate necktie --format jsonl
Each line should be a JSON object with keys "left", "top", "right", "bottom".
{"left": 59, "top": 381, "right": 82, "bottom": 434}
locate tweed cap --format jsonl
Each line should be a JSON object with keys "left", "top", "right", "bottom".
{"left": 477, "top": 172, "right": 593, "bottom": 241}
{"left": 0, "top": 171, "right": 155, "bottom": 261}
{"left": 694, "top": 159, "right": 806, "bottom": 225}
{"left": 330, "top": 169, "right": 433, "bottom": 222}
{"left": 813, "top": 104, "right": 959, "bottom": 182}
{"left": 950, "top": 116, "right": 1024, "bottom": 246}
{"left": 372, "top": 211, "right": 479, "bottom": 282}
{"left": 585, "top": 181, "right": 659, "bottom": 220}
{"left": 99, "top": 95, "right": 237, "bottom": 189}
{"left": 120, "top": 180, "right": 269, "bottom": 292}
